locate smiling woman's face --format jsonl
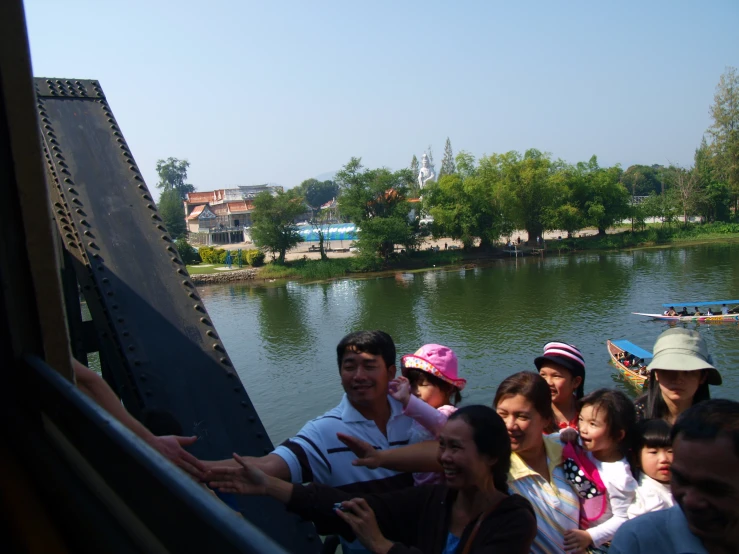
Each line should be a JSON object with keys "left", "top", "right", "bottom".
{"left": 495, "top": 394, "right": 548, "bottom": 455}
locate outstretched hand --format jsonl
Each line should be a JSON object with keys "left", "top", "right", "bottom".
{"left": 337, "top": 433, "right": 382, "bottom": 469}
{"left": 335, "top": 498, "right": 394, "bottom": 554}
{"left": 388, "top": 376, "right": 411, "bottom": 408}
{"left": 207, "top": 454, "right": 270, "bottom": 495}
{"left": 149, "top": 435, "right": 207, "bottom": 480}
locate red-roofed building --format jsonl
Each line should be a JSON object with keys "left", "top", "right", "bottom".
{"left": 183, "top": 185, "right": 280, "bottom": 245}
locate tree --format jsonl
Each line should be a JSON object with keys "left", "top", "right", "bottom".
{"left": 155, "top": 158, "right": 195, "bottom": 201}
{"left": 309, "top": 207, "right": 331, "bottom": 261}
{"left": 695, "top": 137, "right": 731, "bottom": 222}
{"left": 707, "top": 66, "right": 739, "bottom": 211}
{"left": 438, "top": 137, "right": 456, "bottom": 178}
{"left": 482, "top": 149, "right": 559, "bottom": 244}
{"left": 665, "top": 165, "right": 702, "bottom": 226}
{"left": 424, "top": 170, "right": 508, "bottom": 250}
{"left": 297, "top": 178, "right": 339, "bottom": 209}
{"left": 250, "top": 190, "right": 306, "bottom": 264}
{"left": 621, "top": 165, "right": 665, "bottom": 196}
{"left": 158, "top": 188, "right": 187, "bottom": 239}
{"left": 410, "top": 155, "right": 420, "bottom": 179}
{"left": 336, "top": 158, "right": 418, "bottom": 262}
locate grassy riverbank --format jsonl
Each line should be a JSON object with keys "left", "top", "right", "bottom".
{"left": 186, "top": 222, "right": 739, "bottom": 283}
{"left": 562, "top": 221, "right": 739, "bottom": 251}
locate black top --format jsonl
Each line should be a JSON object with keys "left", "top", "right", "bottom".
{"left": 288, "top": 483, "right": 537, "bottom": 554}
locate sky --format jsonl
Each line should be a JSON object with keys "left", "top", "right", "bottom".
{"left": 24, "top": 0, "right": 739, "bottom": 197}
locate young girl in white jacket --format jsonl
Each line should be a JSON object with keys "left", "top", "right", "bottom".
{"left": 627, "top": 419, "right": 674, "bottom": 519}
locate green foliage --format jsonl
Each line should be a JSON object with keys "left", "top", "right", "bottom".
{"left": 438, "top": 137, "right": 456, "bottom": 178}
{"left": 707, "top": 66, "right": 739, "bottom": 210}
{"left": 175, "top": 237, "right": 200, "bottom": 265}
{"left": 251, "top": 189, "right": 306, "bottom": 264}
{"left": 155, "top": 157, "right": 195, "bottom": 201}
{"left": 480, "top": 149, "right": 557, "bottom": 242}
{"left": 621, "top": 165, "right": 665, "bottom": 196}
{"left": 424, "top": 171, "right": 507, "bottom": 249}
{"left": 258, "top": 258, "right": 352, "bottom": 280}
{"left": 158, "top": 188, "right": 186, "bottom": 239}
{"left": 296, "top": 178, "right": 339, "bottom": 209}
{"left": 336, "top": 157, "right": 420, "bottom": 263}
{"left": 245, "top": 249, "right": 265, "bottom": 267}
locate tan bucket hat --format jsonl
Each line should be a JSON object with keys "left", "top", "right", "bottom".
{"left": 646, "top": 328, "right": 722, "bottom": 385}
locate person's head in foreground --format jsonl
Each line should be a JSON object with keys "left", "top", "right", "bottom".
{"left": 670, "top": 399, "right": 739, "bottom": 548}
{"left": 643, "top": 328, "right": 721, "bottom": 421}
{"left": 336, "top": 330, "right": 396, "bottom": 409}
{"left": 439, "top": 405, "right": 511, "bottom": 492}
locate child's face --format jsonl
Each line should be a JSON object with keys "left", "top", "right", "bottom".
{"left": 538, "top": 363, "right": 581, "bottom": 406}
{"left": 578, "top": 404, "right": 620, "bottom": 455}
{"left": 641, "top": 446, "right": 673, "bottom": 484}
{"left": 411, "top": 373, "right": 447, "bottom": 408}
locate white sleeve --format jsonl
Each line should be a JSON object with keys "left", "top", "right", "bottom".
{"left": 588, "top": 472, "right": 638, "bottom": 546}
{"left": 271, "top": 420, "right": 330, "bottom": 484}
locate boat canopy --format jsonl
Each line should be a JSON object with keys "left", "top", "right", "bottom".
{"left": 611, "top": 340, "right": 653, "bottom": 360}
{"left": 661, "top": 300, "right": 739, "bottom": 308}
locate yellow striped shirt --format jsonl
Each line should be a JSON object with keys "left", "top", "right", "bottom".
{"left": 508, "top": 436, "right": 581, "bottom": 554}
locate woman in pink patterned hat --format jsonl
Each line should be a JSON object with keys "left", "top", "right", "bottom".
{"left": 388, "top": 343, "right": 466, "bottom": 485}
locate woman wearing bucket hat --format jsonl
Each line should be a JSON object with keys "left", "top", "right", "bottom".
{"left": 635, "top": 328, "right": 722, "bottom": 424}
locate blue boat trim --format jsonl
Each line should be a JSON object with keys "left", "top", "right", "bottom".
{"left": 611, "top": 340, "right": 653, "bottom": 360}
{"left": 661, "top": 300, "right": 739, "bottom": 308}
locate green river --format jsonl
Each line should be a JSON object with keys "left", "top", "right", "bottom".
{"left": 199, "top": 242, "right": 739, "bottom": 444}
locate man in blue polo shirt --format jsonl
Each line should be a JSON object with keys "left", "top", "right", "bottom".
{"left": 611, "top": 399, "right": 739, "bottom": 554}
{"left": 208, "top": 330, "right": 417, "bottom": 552}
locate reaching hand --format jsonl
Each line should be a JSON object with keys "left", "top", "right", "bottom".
{"left": 207, "top": 454, "right": 270, "bottom": 495}
{"left": 563, "top": 528, "right": 592, "bottom": 553}
{"left": 335, "top": 498, "right": 394, "bottom": 554}
{"left": 388, "top": 377, "right": 411, "bottom": 408}
{"left": 337, "top": 433, "right": 382, "bottom": 469}
{"left": 149, "top": 435, "right": 207, "bottom": 480}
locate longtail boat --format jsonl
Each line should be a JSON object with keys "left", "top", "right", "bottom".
{"left": 607, "top": 339, "right": 652, "bottom": 389}
{"left": 633, "top": 299, "right": 739, "bottom": 323}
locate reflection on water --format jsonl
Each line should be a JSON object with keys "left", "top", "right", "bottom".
{"left": 199, "top": 242, "right": 739, "bottom": 444}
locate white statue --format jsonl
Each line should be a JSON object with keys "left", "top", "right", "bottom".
{"left": 417, "top": 153, "right": 436, "bottom": 189}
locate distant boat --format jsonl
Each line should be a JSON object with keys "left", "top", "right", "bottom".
{"left": 633, "top": 299, "right": 739, "bottom": 323}
{"left": 607, "top": 339, "right": 652, "bottom": 390}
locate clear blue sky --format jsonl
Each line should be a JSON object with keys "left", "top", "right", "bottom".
{"left": 24, "top": 0, "right": 739, "bottom": 196}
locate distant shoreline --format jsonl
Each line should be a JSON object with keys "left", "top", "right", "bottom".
{"left": 189, "top": 228, "right": 739, "bottom": 286}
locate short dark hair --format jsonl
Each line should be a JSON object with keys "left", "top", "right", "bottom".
{"left": 336, "top": 330, "right": 396, "bottom": 370}
{"left": 637, "top": 419, "right": 672, "bottom": 450}
{"left": 449, "top": 405, "right": 511, "bottom": 493}
{"left": 494, "top": 372, "right": 555, "bottom": 427}
{"left": 580, "top": 388, "right": 637, "bottom": 455}
{"left": 671, "top": 399, "right": 739, "bottom": 457}
{"left": 406, "top": 368, "right": 462, "bottom": 406}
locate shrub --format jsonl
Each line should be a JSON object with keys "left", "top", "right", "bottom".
{"left": 175, "top": 238, "right": 201, "bottom": 265}
{"left": 245, "top": 249, "right": 265, "bottom": 267}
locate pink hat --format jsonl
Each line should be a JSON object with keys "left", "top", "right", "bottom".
{"left": 401, "top": 344, "right": 466, "bottom": 391}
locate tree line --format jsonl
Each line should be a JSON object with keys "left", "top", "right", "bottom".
{"left": 157, "top": 67, "right": 738, "bottom": 266}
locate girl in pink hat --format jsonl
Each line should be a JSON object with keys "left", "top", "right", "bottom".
{"left": 389, "top": 343, "right": 466, "bottom": 485}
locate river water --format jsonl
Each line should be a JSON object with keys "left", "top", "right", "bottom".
{"left": 199, "top": 242, "right": 739, "bottom": 444}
